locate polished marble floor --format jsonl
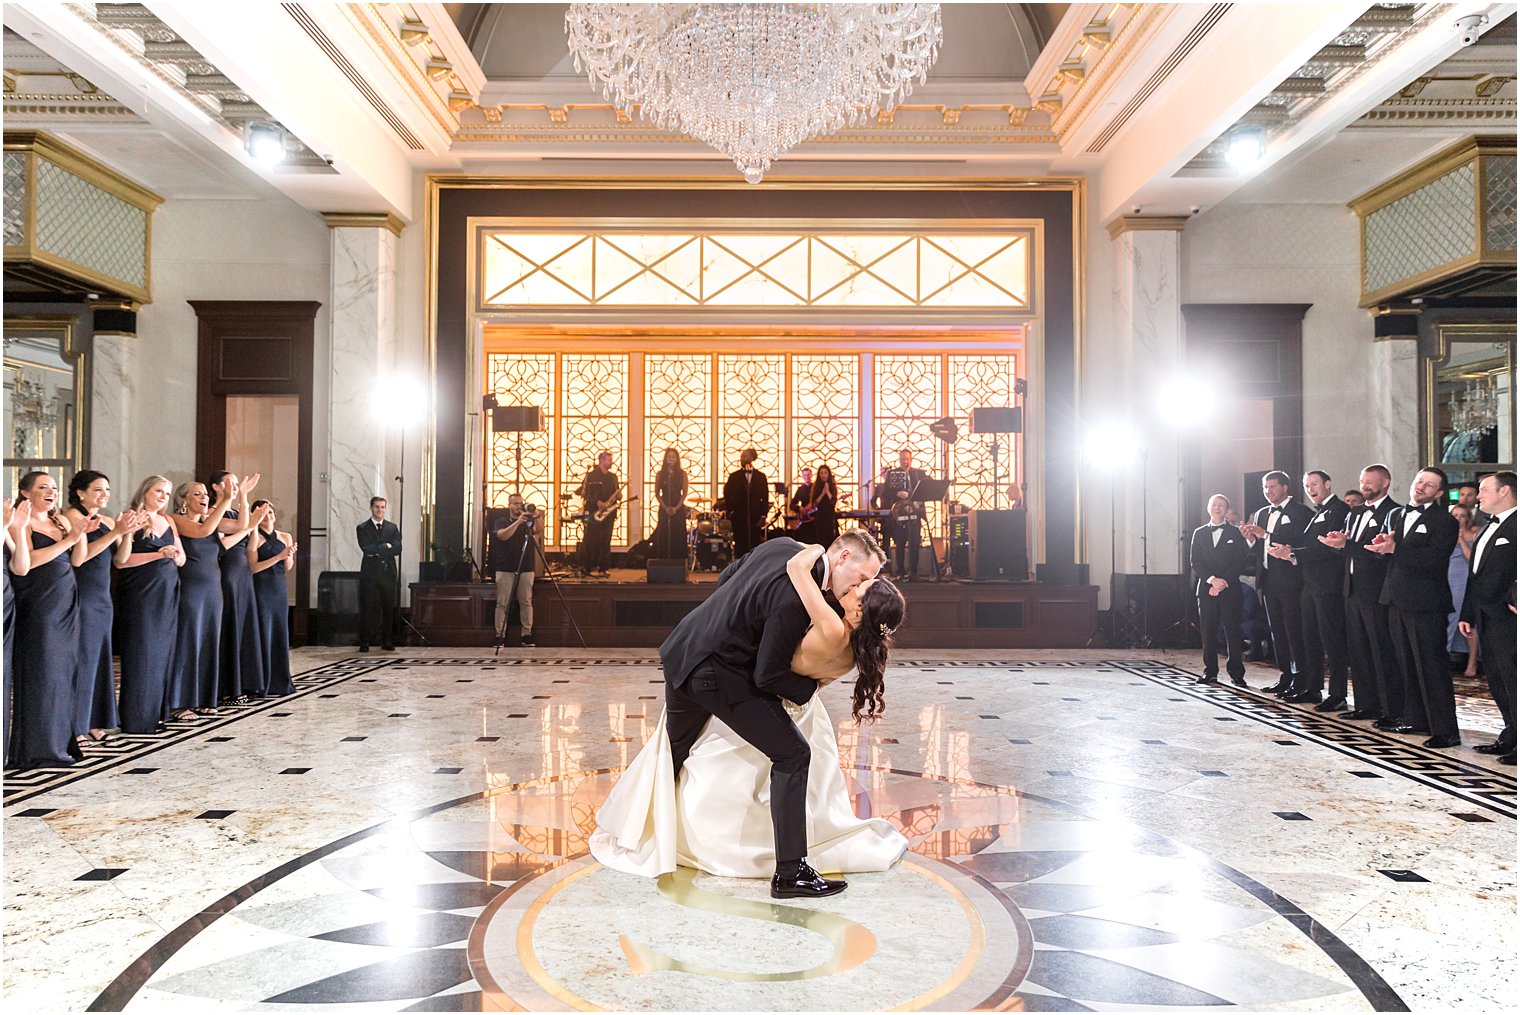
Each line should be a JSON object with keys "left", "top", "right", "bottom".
{"left": 3, "top": 648, "right": 1514, "bottom": 1012}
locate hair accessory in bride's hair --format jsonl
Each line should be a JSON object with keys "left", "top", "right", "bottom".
{"left": 878, "top": 622, "right": 895, "bottom": 637}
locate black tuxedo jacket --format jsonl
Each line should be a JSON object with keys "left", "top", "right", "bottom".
{"left": 723, "top": 468, "right": 770, "bottom": 530}
{"left": 660, "top": 537, "right": 821, "bottom": 706}
{"left": 874, "top": 467, "right": 929, "bottom": 513}
{"left": 1248, "top": 499, "right": 1314, "bottom": 594}
{"left": 1460, "top": 510, "right": 1516, "bottom": 625}
{"left": 1339, "top": 496, "right": 1400, "bottom": 601}
{"left": 1189, "top": 523, "right": 1249, "bottom": 597}
{"left": 1286, "top": 496, "right": 1351, "bottom": 595}
{"left": 1379, "top": 502, "right": 1459, "bottom": 613}
{"left": 357, "top": 519, "right": 401, "bottom": 579}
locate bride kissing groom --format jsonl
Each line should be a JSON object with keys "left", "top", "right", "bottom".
{"left": 591, "top": 529, "right": 909, "bottom": 897}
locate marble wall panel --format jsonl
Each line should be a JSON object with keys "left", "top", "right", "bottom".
{"left": 88, "top": 335, "right": 133, "bottom": 489}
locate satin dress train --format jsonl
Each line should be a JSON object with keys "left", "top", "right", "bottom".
{"left": 591, "top": 694, "right": 908, "bottom": 878}
{"left": 74, "top": 526, "right": 120, "bottom": 735}
{"left": 116, "top": 525, "right": 181, "bottom": 734}
{"left": 7, "top": 532, "right": 84, "bottom": 768}
{"left": 218, "top": 513, "right": 266, "bottom": 700}
{"left": 171, "top": 531, "right": 223, "bottom": 710}
{"left": 253, "top": 533, "right": 294, "bottom": 696}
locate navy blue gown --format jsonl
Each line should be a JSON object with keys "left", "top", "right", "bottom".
{"left": 73, "top": 525, "right": 120, "bottom": 735}
{"left": 4, "top": 543, "right": 14, "bottom": 762}
{"left": 116, "top": 522, "right": 181, "bottom": 734}
{"left": 171, "top": 529, "right": 223, "bottom": 711}
{"left": 218, "top": 511, "right": 266, "bottom": 700}
{"left": 254, "top": 531, "right": 294, "bottom": 696}
{"left": 7, "top": 531, "right": 83, "bottom": 769}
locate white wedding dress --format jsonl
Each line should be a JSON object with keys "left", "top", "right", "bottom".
{"left": 590, "top": 693, "right": 909, "bottom": 879}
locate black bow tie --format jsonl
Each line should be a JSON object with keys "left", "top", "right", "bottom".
{"left": 1485, "top": 514, "right": 1502, "bottom": 525}
{"left": 1208, "top": 523, "right": 1224, "bottom": 529}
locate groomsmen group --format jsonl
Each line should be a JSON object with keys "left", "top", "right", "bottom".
{"left": 1190, "top": 465, "right": 1516, "bottom": 763}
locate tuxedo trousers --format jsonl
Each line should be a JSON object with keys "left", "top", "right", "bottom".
{"left": 1390, "top": 606, "right": 1460, "bottom": 739}
{"left": 1478, "top": 605, "right": 1517, "bottom": 745}
{"left": 1344, "top": 597, "right": 1397, "bottom": 719}
{"left": 1261, "top": 581, "right": 1306, "bottom": 684}
{"left": 665, "top": 660, "right": 810, "bottom": 867}
{"left": 1298, "top": 587, "right": 1350, "bottom": 698}
{"left": 1197, "top": 586, "right": 1245, "bottom": 680}
{"left": 358, "top": 569, "right": 396, "bottom": 648}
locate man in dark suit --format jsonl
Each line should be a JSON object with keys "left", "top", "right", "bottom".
{"left": 723, "top": 449, "right": 770, "bottom": 559}
{"left": 1272, "top": 471, "right": 1350, "bottom": 707}
{"left": 577, "top": 451, "right": 619, "bottom": 577}
{"left": 1190, "top": 494, "right": 1250, "bottom": 686}
{"left": 873, "top": 449, "right": 929, "bottom": 580}
{"left": 1320, "top": 465, "right": 1401, "bottom": 723}
{"left": 356, "top": 495, "right": 401, "bottom": 652}
{"left": 1240, "top": 471, "right": 1314, "bottom": 696}
{"left": 660, "top": 529, "right": 884, "bottom": 898}
{"left": 1372, "top": 467, "right": 1462, "bottom": 748}
{"left": 1460, "top": 471, "right": 1516, "bottom": 763}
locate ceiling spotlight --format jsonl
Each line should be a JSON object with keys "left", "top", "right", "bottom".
{"left": 1225, "top": 124, "right": 1267, "bottom": 169}
{"left": 243, "top": 120, "right": 288, "bottom": 165}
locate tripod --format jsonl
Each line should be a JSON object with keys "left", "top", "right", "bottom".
{"left": 392, "top": 424, "right": 430, "bottom": 647}
{"left": 493, "top": 512, "right": 587, "bottom": 654}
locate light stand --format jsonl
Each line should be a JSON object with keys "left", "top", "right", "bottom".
{"left": 393, "top": 420, "right": 430, "bottom": 647}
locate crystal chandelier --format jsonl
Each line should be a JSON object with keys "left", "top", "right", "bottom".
{"left": 565, "top": 3, "right": 942, "bottom": 184}
{"left": 8, "top": 368, "right": 60, "bottom": 458}
{"left": 1448, "top": 376, "right": 1501, "bottom": 439}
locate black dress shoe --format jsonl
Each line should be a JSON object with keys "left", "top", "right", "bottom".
{"left": 1423, "top": 735, "right": 1461, "bottom": 749}
{"left": 1341, "top": 709, "right": 1379, "bottom": 720}
{"left": 1230, "top": 675, "right": 1247, "bottom": 688}
{"left": 1474, "top": 741, "right": 1512, "bottom": 755}
{"left": 381, "top": 644, "right": 396, "bottom": 651}
{"left": 1500, "top": 753, "right": 1516, "bottom": 765}
{"left": 1373, "top": 718, "right": 1400, "bottom": 731}
{"left": 358, "top": 645, "right": 370, "bottom": 653}
{"left": 1197, "top": 675, "right": 1218, "bottom": 685}
{"left": 1262, "top": 680, "right": 1289, "bottom": 694}
{"left": 1314, "top": 697, "right": 1347, "bottom": 713}
{"left": 771, "top": 862, "right": 847, "bottom": 899}
{"left": 1287, "top": 690, "right": 1322, "bottom": 704}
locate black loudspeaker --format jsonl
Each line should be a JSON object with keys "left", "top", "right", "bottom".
{"left": 647, "top": 558, "right": 688, "bottom": 584}
{"left": 417, "top": 561, "right": 447, "bottom": 583}
{"left": 492, "top": 405, "right": 542, "bottom": 432}
{"left": 315, "top": 571, "right": 362, "bottom": 646}
{"left": 1110, "top": 573, "right": 1197, "bottom": 649}
{"left": 969, "top": 509, "right": 1028, "bottom": 580}
{"left": 971, "top": 406, "right": 1022, "bottom": 434}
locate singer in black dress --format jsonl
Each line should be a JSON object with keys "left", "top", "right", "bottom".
{"left": 808, "top": 465, "right": 840, "bottom": 547}
{"left": 169, "top": 481, "right": 234, "bottom": 715}
{"left": 211, "top": 472, "right": 267, "bottom": 702}
{"left": 7, "top": 472, "right": 86, "bottom": 769}
{"left": 114, "top": 476, "right": 185, "bottom": 735}
{"left": 652, "top": 448, "right": 689, "bottom": 560}
{"left": 249, "top": 500, "right": 295, "bottom": 697}
{"left": 66, "top": 470, "right": 133, "bottom": 742}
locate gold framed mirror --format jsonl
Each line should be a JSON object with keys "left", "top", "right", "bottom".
{"left": 1425, "top": 321, "right": 1516, "bottom": 480}
{"left": 3, "top": 315, "right": 87, "bottom": 498}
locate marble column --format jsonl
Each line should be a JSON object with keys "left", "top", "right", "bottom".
{"left": 1370, "top": 337, "right": 1420, "bottom": 483}
{"left": 322, "top": 214, "right": 401, "bottom": 574}
{"left": 87, "top": 331, "right": 134, "bottom": 488}
{"left": 1106, "top": 216, "right": 1187, "bottom": 593}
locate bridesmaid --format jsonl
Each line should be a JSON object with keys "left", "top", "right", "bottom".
{"left": 7, "top": 472, "right": 92, "bottom": 769}
{"left": 65, "top": 470, "right": 144, "bottom": 745}
{"left": 113, "top": 475, "right": 185, "bottom": 735}
{"left": 169, "top": 480, "right": 234, "bottom": 718}
{"left": 4, "top": 499, "right": 34, "bottom": 763}
{"left": 249, "top": 499, "right": 297, "bottom": 697}
{"left": 211, "top": 471, "right": 268, "bottom": 704}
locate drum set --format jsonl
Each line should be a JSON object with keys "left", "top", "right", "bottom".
{"left": 686, "top": 495, "right": 732, "bottom": 571}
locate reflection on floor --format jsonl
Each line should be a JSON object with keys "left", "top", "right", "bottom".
{"left": 3, "top": 649, "right": 1514, "bottom": 1011}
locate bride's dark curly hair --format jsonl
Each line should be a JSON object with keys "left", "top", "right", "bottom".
{"left": 850, "top": 578, "right": 906, "bottom": 723}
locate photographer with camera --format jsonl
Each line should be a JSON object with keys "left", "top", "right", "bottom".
{"left": 492, "top": 492, "right": 538, "bottom": 647}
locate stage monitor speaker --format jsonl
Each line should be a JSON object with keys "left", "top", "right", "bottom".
{"left": 492, "top": 405, "right": 542, "bottom": 433}
{"left": 969, "top": 509, "right": 1028, "bottom": 580}
{"left": 646, "top": 558, "right": 688, "bottom": 584}
{"left": 417, "top": 561, "right": 447, "bottom": 583}
{"left": 971, "top": 406, "right": 1022, "bottom": 434}
{"left": 315, "top": 571, "right": 362, "bottom": 646}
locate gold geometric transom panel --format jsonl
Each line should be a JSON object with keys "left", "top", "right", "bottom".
{"left": 480, "top": 229, "right": 1034, "bottom": 309}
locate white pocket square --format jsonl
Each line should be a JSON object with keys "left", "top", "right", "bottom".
{"left": 1415, "top": 524, "right": 1427, "bottom": 534}
{"left": 1497, "top": 537, "right": 1511, "bottom": 546}
{"left": 1313, "top": 512, "right": 1326, "bottom": 523}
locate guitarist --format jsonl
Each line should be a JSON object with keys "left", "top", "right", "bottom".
{"left": 788, "top": 468, "right": 814, "bottom": 542}
{"left": 577, "top": 451, "right": 619, "bottom": 578}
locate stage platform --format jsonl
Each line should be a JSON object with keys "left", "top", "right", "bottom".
{"left": 408, "top": 570, "right": 1098, "bottom": 649}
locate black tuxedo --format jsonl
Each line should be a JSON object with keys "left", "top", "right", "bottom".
{"left": 1339, "top": 496, "right": 1401, "bottom": 718}
{"left": 724, "top": 467, "right": 770, "bottom": 559}
{"left": 659, "top": 537, "right": 828, "bottom": 868}
{"left": 1189, "top": 522, "right": 1249, "bottom": 680}
{"left": 1246, "top": 499, "right": 1314, "bottom": 685}
{"left": 356, "top": 518, "right": 401, "bottom": 649}
{"left": 1461, "top": 510, "right": 1517, "bottom": 746}
{"left": 875, "top": 466, "right": 929, "bottom": 577}
{"left": 1287, "top": 496, "right": 1351, "bottom": 698}
{"left": 1381, "top": 502, "right": 1461, "bottom": 738}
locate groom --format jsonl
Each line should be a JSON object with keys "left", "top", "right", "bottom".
{"left": 660, "top": 529, "right": 884, "bottom": 898}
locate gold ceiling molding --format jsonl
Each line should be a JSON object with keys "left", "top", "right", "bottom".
{"left": 343, "top": 3, "right": 464, "bottom": 138}
{"left": 1025, "top": 3, "right": 1157, "bottom": 139}
{"left": 321, "top": 211, "right": 406, "bottom": 235}
{"left": 1105, "top": 214, "right": 1189, "bottom": 239}
{"left": 461, "top": 101, "right": 1043, "bottom": 135}
{"left": 4, "top": 130, "right": 162, "bottom": 211}
{"left": 454, "top": 126, "right": 1059, "bottom": 146}
{"left": 3, "top": 95, "right": 139, "bottom": 118}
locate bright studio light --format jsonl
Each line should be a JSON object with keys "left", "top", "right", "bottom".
{"left": 1085, "top": 422, "right": 1141, "bottom": 467}
{"left": 1225, "top": 124, "right": 1266, "bottom": 168}
{"left": 1157, "top": 374, "right": 1219, "bottom": 429}
{"left": 243, "top": 121, "right": 288, "bottom": 165}
{"left": 372, "top": 374, "right": 428, "bottom": 427}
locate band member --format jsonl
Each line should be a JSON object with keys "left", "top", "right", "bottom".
{"left": 578, "top": 451, "right": 619, "bottom": 578}
{"left": 1190, "top": 494, "right": 1249, "bottom": 686}
{"left": 652, "top": 448, "right": 689, "bottom": 560}
{"left": 806, "top": 465, "right": 840, "bottom": 547}
{"left": 356, "top": 496, "right": 400, "bottom": 652}
{"left": 491, "top": 493, "right": 538, "bottom": 647}
{"left": 874, "top": 449, "right": 928, "bottom": 580}
{"left": 789, "top": 468, "right": 815, "bottom": 543}
{"left": 1239, "top": 471, "right": 1313, "bottom": 697}
{"left": 723, "top": 449, "right": 769, "bottom": 559}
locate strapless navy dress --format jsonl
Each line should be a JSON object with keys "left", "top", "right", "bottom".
{"left": 218, "top": 511, "right": 266, "bottom": 700}
{"left": 254, "top": 531, "right": 294, "bottom": 696}
{"left": 116, "top": 523, "right": 180, "bottom": 734}
{"left": 171, "top": 529, "right": 223, "bottom": 711}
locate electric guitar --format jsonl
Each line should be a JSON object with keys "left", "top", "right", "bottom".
{"left": 593, "top": 490, "right": 638, "bottom": 522}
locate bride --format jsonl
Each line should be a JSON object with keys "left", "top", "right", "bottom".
{"left": 591, "top": 543, "right": 910, "bottom": 879}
